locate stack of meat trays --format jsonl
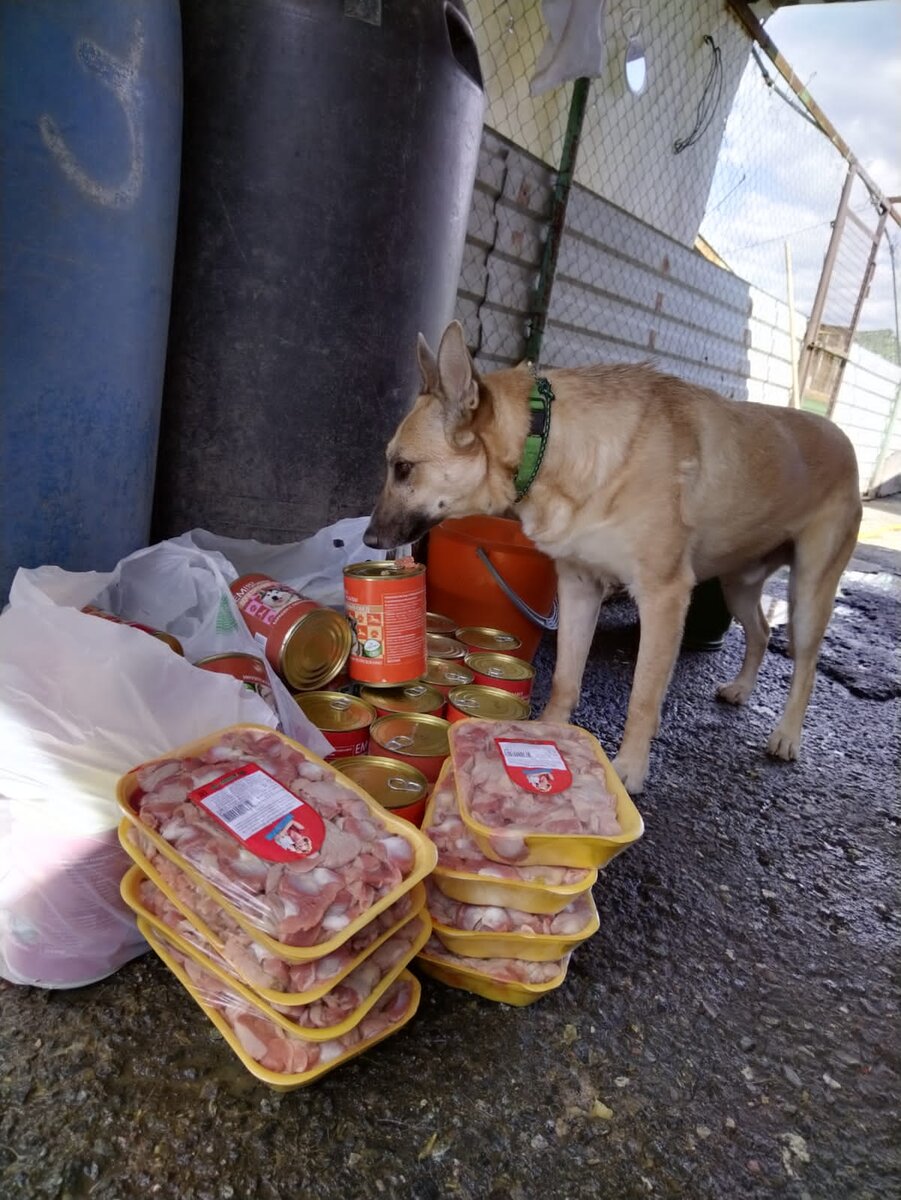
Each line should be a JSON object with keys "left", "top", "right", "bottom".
{"left": 117, "top": 726, "right": 436, "bottom": 1089}
{"left": 417, "top": 719, "right": 644, "bottom": 1006}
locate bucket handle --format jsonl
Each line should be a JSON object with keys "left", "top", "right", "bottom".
{"left": 475, "top": 547, "right": 559, "bottom": 632}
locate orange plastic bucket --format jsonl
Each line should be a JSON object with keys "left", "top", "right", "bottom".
{"left": 425, "top": 517, "right": 557, "bottom": 662}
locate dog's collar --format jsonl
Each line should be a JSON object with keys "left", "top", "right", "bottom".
{"left": 513, "top": 372, "right": 555, "bottom": 502}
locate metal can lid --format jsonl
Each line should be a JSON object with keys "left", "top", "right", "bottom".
{"left": 343, "top": 560, "right": 426, "bottom": 581}
{"left": 422, "top": 658, "right": 475, "bottom": 688}
{"left": 151, "top": 631, "right": 186, "bottom": 656}
{"left": 455, "top": 626, "right": 522, "bottom": 652}
{"left": 464, "top": 652, "right": 535, "bottom": 682}
{"left": 334, "top": 755, "right": 429, "bottom": 809}
{"left": 281, "top": 609, "right": 352, "bottom": 690}
{"left": 295, "top": 691, "right": 375, "bottom": 732}
{"left": 195, "top": 651, "right": 266, "bottom": 668}
{"left": 426, "top": 611, "right": 458, "bottom": 634}
{"left": 426, "top": 633, "right": 466, "bottom": 659}
{"left": 359, "top": 683, "right": 444, "bottom": 714}
{"left": 370, "top": 713, "right": 450, "bottom": 758}
{"left": 448, "top": 685, "right": 531, "bottom": 720}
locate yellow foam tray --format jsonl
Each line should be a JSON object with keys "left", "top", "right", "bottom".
{"left": 117, "top": 723, "right": 437, "bottom": 961}
{"left": 417, "top": 946, "right": 569, "bottom": 1007}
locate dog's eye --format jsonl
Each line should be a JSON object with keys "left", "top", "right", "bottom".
{"left": 393, "top": 460, "right": 413, "bottom": 483}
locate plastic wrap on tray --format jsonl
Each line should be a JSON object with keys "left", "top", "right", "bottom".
{"left": 449, "top": 720, "right": 644, "bottom": 869}
{"left": 124, "top": 867, "right": 430, "bottom": 1038}
{"left": 122, "top": 821, "right": 424, "bottom": 1003}
{"left": 142, "top": 920, "right": 419, "bottom": 1088}
{"left": 423, "top": 762, "right": 596, "bottom": 913}
{"left": 417, "top": 935, "right": 570, "bottom": 1006}
{"left": 117, "top": 726, "right": 436, "bottom": 960}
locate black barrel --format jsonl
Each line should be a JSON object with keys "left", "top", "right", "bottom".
{"left": 153, "top": 0, "right": 484, "bottom": 542}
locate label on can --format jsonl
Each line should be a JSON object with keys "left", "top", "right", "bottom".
{"left": 344, "top": 563, "right": 426, "bottom": 685}
{"left": 189, "top": 764, "right": 325, "bottom": 861}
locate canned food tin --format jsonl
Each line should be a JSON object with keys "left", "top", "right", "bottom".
{"left": 426, "top": 633, "right": 466, "bottom": 660}
{"left": 344, "top": 560, "right": 427, "bottom": 687}
{"left": 464, "top": 652, "right": 535, "bottom": 700}
{"left": 82, "top": 605, "right": 184, "bottom": 655}
{"left": 336, "top": 755, "right": 430, "bottom": 827}
{"left": 294, "top": 691, "right": 376, "bottom": 760}
{"left": 359, "top": 683, "right": 445, "bottom": 719}
{"left": 230, "top": 574, "right": 350, "bottom": 691}
{"left": 455, "top": 626, "right": 523, "bottom": 657}
{"left": 195, "top": 652, "right": 277, "bottom": 713}
{"left": 421, "top": 657, "right": 474, "bottom": 698}
{"left": 369, "top": 713, "right": 450, "bottom": 784}
{"left": 426, "top": 612, "right": 458, "bottom": 635}
{"left": 446, "top": 685, "right": 531, "bottom": 724}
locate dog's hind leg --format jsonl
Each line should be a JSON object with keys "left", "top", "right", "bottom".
{"left": 716, "top": 570, "right": 769, "bottom": 705}
{"left": 543, "top": 564, "right": 606, "bottom": 725}
{"left": 767, "top": 515, "right": 859, "bottom": 761}
{"left": 612, "top": 570, "right": 694, "bottom": 793}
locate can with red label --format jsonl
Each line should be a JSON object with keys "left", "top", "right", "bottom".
{"left": 343, "top": 560, "right": 427, "bottom": 687}
{"left": 195, "top": 651, "right": 278, "bottom": 713}
{"left": 368, "top": 713, "right": 450, "bottom": 783}
{"left": 464, "top": 652, "right": 535, "bottom": 700}
{"left": 426, "top": 633, "right": 467, "bottom": 660}
{"left": 294, "top": 691, "right": 375, "bottom": 760}
{"left": 426, "top": 612, "right": 458, "bottom": 635}
{"left": 359, "top": 683, "right": 445, "bottom": 720}
{"left": 335, "top": 755, "right": 430, "bottom": 827}
{"left": 421, "top": 657, "right": 474, "bottom": 698}
{"left": 230, "top": 574, "right": 351, "bottom": 691}
{"left": 455, "top": 626, "right": 523, "bottom": 657}
{"left": 81, "top": 605, "right": 185, "bottom": 655}
{"left": 446, "top": 684, "right": 531, "bottom": 724}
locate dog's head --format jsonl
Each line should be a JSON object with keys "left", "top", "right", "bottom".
{"left": 364, "top": 321, "right": 506, "bottom": 549}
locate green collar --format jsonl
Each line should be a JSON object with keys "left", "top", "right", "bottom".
{"left": 513, "top": 374, "right": 555, "bottom": 502}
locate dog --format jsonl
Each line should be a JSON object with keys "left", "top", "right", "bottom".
{"left": 363, "top": 320, "right": 862, "bottom": 792}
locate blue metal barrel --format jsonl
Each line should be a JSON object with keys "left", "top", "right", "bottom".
{"left": 0, "top": 1, "right": 182, "bottom": 600}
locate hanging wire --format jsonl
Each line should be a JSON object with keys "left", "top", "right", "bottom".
{"left": 673, "top": 35, "right": 723, "bottom": 155}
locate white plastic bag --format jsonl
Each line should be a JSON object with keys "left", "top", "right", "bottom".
{"left": 0, "top": 519, "right": 383, "bottom": 988}
{"left": 531, "top": 0, "right": 608, "bottom": 96}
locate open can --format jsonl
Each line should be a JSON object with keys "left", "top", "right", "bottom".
{"left": 294, "top": 691, "right": 376, "bottom": 760}
{"left": 230, "top": 574, "right": 350, "bottom": 691}
{"left": 335, "top": 755, "right": 430, "bottom": 827}
{"left": 464, "top": 652, "right": 535, "bottom": 700}
{"left": 359, "top": 683, "right": 445, "bottom": 720}
{"left": 369, "top": 713, "right": 450, "bottom": 783}
{"left": 446, "top": 684, "right": 531, "bottom": 724}
{"left": 455, "top": 626, "right": 523, "bottom": 657}
{"left": 421, "top": 657, "right": 474, "bottom": 698}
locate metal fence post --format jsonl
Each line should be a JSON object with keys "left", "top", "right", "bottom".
{"left": 525, "top": 76, "right": 591, "bottom": 365}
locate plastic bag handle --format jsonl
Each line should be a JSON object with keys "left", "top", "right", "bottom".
{"left": 475, "top": 547, "right": 559, "bottom": 632}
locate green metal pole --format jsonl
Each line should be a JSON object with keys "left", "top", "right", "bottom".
{"left": 525, "top": 76, "right": 591, "bottom": 365}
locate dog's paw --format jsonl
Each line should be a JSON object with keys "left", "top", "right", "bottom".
{"left": 611, "top": 751, "right": 649, "bottom": 794}
{"left": 766, "top": 725, "right": 801, "bottom": 761}
{"left": 716, "top": 679, "right": 753, "bottom": 706}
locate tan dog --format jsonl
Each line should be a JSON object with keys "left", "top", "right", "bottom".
{"left": 363, "top": 320, "right": 862, "bottom": 791}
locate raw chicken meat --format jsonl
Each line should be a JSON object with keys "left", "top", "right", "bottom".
{"left": 131, "top": 728, "right": 423, "bottom": 949}
{"left": 426, "top": 880, "right": 593, "bottom": 937}
{"left": 419, "top": 935, "right": 568, "bottom": 984}
{"left": 151, "top": 931, "right": 416, "bottom": 1077}
{"left": 139, "top": 876, "right": 426, "bottom": 1030}
{"left": 126, "top": 826, "right": 419, "bottom": 996}
{"left": 424, "top": 767, "right": 591, "bottom": 886}
{"left": 450, "top": 721, "right": 621, "bottom": 852}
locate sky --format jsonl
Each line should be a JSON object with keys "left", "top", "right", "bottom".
{"left": 700, "top": 0, "right": 900, "bottom": 333}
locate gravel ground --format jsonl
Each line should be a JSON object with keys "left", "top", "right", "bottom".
{"left": 2, "top": 551, "right": 898, "bottom": 1200}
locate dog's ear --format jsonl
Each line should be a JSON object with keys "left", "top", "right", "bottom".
{"left": 436, "top": 320, "right": 480, "bottom": 442}
{"left": 417, "top": 333, "right": 439, "bottom": 395}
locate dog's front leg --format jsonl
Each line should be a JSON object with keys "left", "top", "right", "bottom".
{"left": 543, "top": 564, "right": 605, "bottom": 724}
{"left": 612, "top": 574, "right": 693, "bottom": 793}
